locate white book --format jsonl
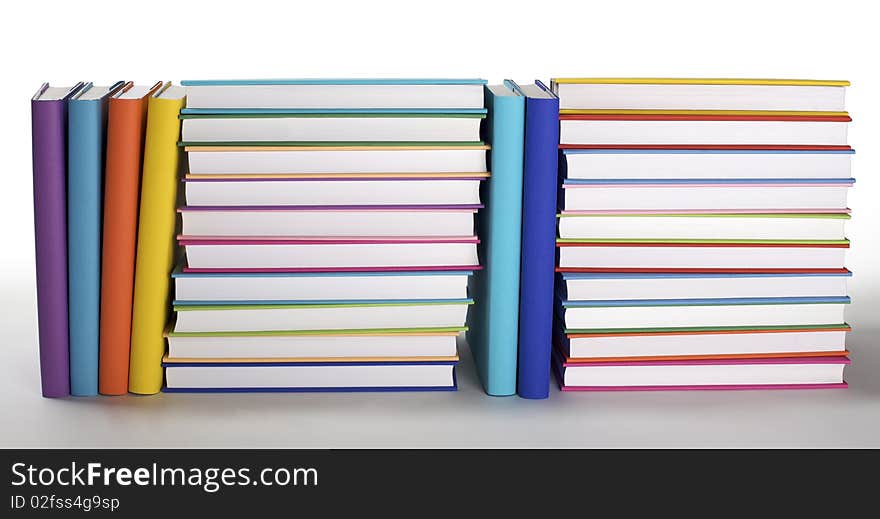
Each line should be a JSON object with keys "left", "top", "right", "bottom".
{"left": 558, "top": 360, "right": 846, "bottom": 388}
{"left": 187, "top": 148, "right": 489, "bottom": 175}
{"left": 559, "top": 119, "right": 848, "bottom": 146}
{"left": 182, "top": 240, "right": 479, "bottom": 270}
{"left": 553, "top": 82, "right": 846, "bottom": 111}
{"left": 179, "top": 208, "right": 477, "bottom": 237}
{"left": 559, "top": 302, "right": 847, "bottom": 330}
{"left": 564, "top": 329, "right": 847, "bottom": 359}
{"left": 184, "top": 179, "right": 483, "bottom": 207}
{"left": 181, "top": 116, "right": 482, "bottom": 142}
{"left": 166, "top": 333, "right": 459, "bottom": 359}
{"left": 165, "top": 363, "right": 456, "bottom": 389}
{"left": 173, "top": 271, "right": 471, "bottom": 301}
{"left": 173, "top": 301, "right": 472, "bottom": 333}
{"left": 561, "top": 273, "right": 849, "bottom": 301}
{"left": 182, "top": 82, "right": 485, "bottom": 110}
{"left": 557, "top": 244, "right": 847, "bottom": 270}
{"left": 561, "top": 184, "right": 851, "bottom": 211}
{"left": 557, "top": 214, "right": 848, "bottom": 241}
{"left": 562, "top": 150, "right": 853, "bottom": 180}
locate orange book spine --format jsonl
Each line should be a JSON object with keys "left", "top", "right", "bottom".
{"left": 98, "top": 85, "right": 152, "bottom": 395}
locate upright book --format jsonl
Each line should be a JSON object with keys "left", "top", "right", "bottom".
{"left": 511, "top": 81, "right": 560, "bottom": 399}
{"left": 31, "top": 82, "right": 84, "bottom": 397}
{"left": 467, "top": 81, "right": 525, "bottom": 396}
{"left": 128, "top": 83, "right": 186, "bottom": 395}
{"left": 67, "top": 81, "right": 123, "bottom": 396}
{"left": 99, "top": 82, "right": 162, "bottom": 395}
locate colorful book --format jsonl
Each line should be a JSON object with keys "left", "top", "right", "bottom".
{"left": 550, "top": 78, "right": 849, "bottom": 112}
{"left": 67, "top": 81, "right": 124, "bottom": 396}
{"left": 553, "top": 352, "right": 850, "bottom": 391}
{"left": 181, "top": 78, "right": 487, "bottom": 110}
{"left": 163, "top": 359, "right": 459, "bottom": 392}
{"left": 99, "top": 82, "right": 162, "bottom": 395}
{"left": 510, "top": 81, "right": 559, "bottom": 399}
{"left": 467, "top": 81, "right": 525, "bottom": 396}
{"left": 128, "top": 83, "right": 186, "bottom": 395}
{"left": 31, "top": 82, "right": 84, "bottom": 397}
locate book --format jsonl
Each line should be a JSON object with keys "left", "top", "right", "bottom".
{"left": 557, "top": 297, "right": 849, "bottom": 330}
{"left": 98, "top": 82, "right": 162, "bottom": 395}
{"left": 561, "top": 149, "right": 854, "bottom": 180}
{"left": 172, "top": 299, "right": 473, "bottom": 333}
{"left": 31, "top": 82, "right": 84, "bottom": 397}
{"left": 178, "top": 205, "right": 480, "bottom": 237}
{"left": 166, "top": 328, "right": 463, "bottom": 359}
{"left": 128, "top": 84, "right": 186, "bottom": 395}
{"left": 508, "top": 81, "right": 560, "bottom": 399}
{"left": 557, "top": 242, "right": 849, "bottom": 271}
{"left": 179, "top": 236, "right": 480, "bottom": 271}
{"left": 560, "top": 272, "right": 850, "bottom": 301}
{"left": 181, "top": 78, "right": 487, "bottom": 110}
{"left": 558, "top": 114, "right": 849, "bottom": 146}
{"left": 467, "top": 82, "right": 525, "bottom": 396}
{"left": 550, "top": 78, "right": 849, "bottom": 112}
{"left": 558, "top": 325, "right": 849, "bottom": 361}
{"left": 183, "top": 177, "right": 484, "bottom": 206}
{"left": 180, "top": 112, "right": 485, "bottom": 143}
{"left": 185, "top": 146, "right": 489, "bottom": 175}
{"left": 67, "top": 82, "right": 122, "bottom": 396}
{"left": 554, "top": 353, "right": 849, "bottom": 391}
{"left": 173, "top": 268, "right": 472, "bottom": 301}
{"left": 163, "top": 359, "right": 459, "bottom": 392}
{"left": 560, "top": 180, "right": 853, "bottom": 212}
{"left": 557, "top": 213, "right": 849, "bottom": 241}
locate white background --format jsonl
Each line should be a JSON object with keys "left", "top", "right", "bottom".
{"left": 2, "top": 0, "right": 878, "bottom": 447}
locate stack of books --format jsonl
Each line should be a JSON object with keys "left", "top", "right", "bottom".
{"left": 550, "top": 78, "right": 853, "bottom": 391}
{"left": 163, "top": 79, "right": 489, "bottom": 392}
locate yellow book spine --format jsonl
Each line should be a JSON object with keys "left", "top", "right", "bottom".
{"left": 129, "top": 88, "right": 185, "bottom": 394}
{"left": 552, "top": 78, "right": 850, "bottom": 87}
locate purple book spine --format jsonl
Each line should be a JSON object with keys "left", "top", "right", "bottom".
{"left": 32, "top": 86, "right": 74, "bottom": 397}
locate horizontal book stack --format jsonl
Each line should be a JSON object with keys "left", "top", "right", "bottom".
{"left": 164, "top": 79, "right": 489, "bottom": 392}
{"left": 550, "top": 78, "right": 853, "bottom": 391}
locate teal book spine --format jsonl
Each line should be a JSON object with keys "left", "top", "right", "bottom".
{"left": 67, "top": 84, "right": 117, "bottom": 396}
{"left": 468, "top": 83, "right": 525, "bottom": 395}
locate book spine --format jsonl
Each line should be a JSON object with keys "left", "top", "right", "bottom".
{"left": 99, "top": 97, "right": 149, "bottom": 395}
{"left": 470, "top": 87, "right": 525, "bottom": 396}
{"left": 517, "top": 95, "right": 560, "bottom": 399}
{"left": 67, "top": 98, "right": 108, "bottom": 396}
{"left": 31, "top": 97, "right": 71, "bottom": 397}
{"left": 129, "top": 93, "right": 185, "bottom": 394}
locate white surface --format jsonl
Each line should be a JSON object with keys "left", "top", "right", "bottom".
{"left": 4, "top": 0, "right": 880, "bottom": 448}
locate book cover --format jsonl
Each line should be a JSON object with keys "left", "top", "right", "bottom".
{"left": 509, "top": 81, "right": 560, "bottom": 399}
{"left": 128, "top": 84, "right": 185, "bottom": 394}
{"left": 467, "top": 82, "right": 525, "bottom": 396}
{"left": 99, "top": 82, "right": 162, "bottom": 395}
{"left": 67, "top": 82, "right": 124, "bottom": 396}
{"left": 31, "top": 82, "right": 84, "bottom": 397}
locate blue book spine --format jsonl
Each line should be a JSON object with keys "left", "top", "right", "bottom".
{"left": 517, "top": 83, "right": 560, "bottom": 399}
{"left": 67, "top": 89, "right": 111, "bottom": 396}
{"left": 468, "top": 84, "right": 525, "bottom": 396}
